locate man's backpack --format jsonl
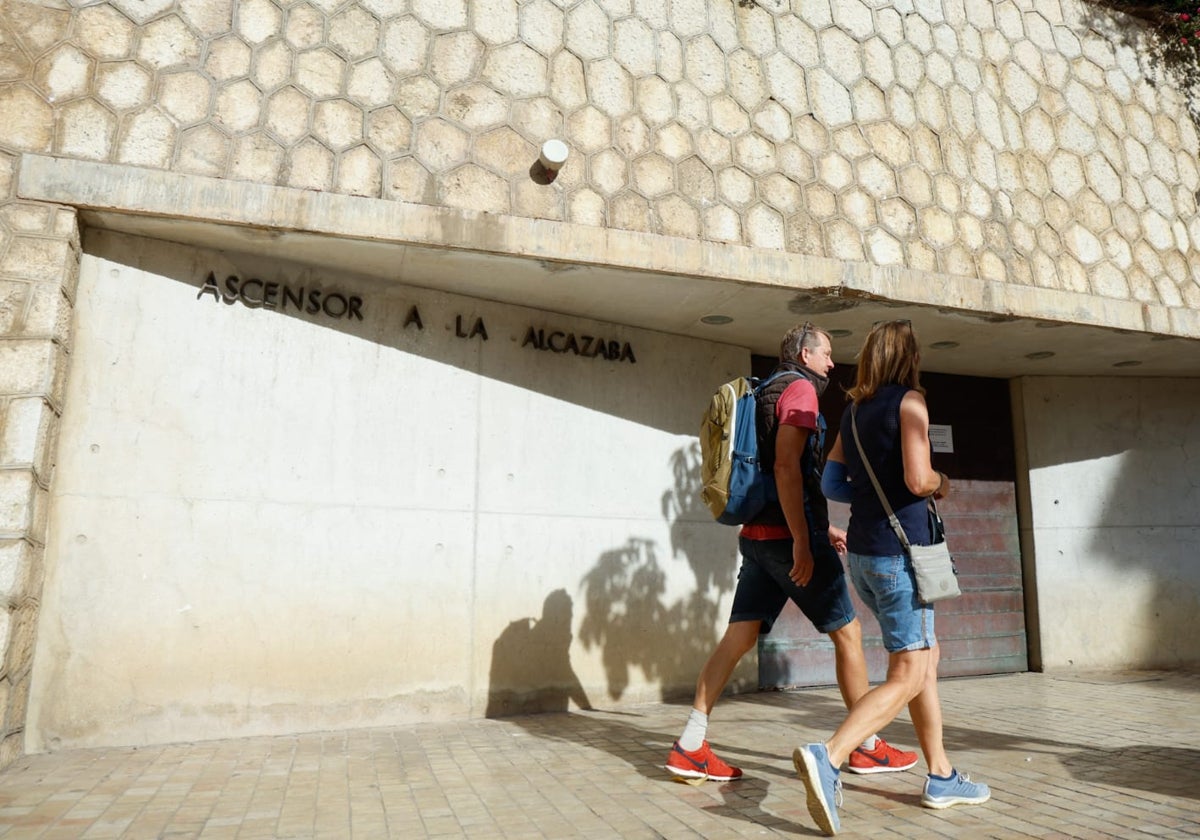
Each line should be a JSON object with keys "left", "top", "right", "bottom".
{"left": 699, "top": 370, "right": 800, "bottom": 525}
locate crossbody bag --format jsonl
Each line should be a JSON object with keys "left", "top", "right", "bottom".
{"left": 850, "top": 404, "right": 962, "bottom": 604}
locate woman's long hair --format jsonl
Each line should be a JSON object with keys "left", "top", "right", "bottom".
{"left": 846, "top": 320, "right": 925, "bottom": 403}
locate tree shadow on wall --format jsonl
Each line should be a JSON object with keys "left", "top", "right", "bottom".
{"left": 485, "top": 589, "right": 593, "bottom": 717}
{"left": 578, "top": 443, "right": 741, "bottom": 702}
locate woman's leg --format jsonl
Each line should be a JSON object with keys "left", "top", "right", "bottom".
{"left": 906, "top": 643, "right": 952, "bottom": 776}
{"left": 824, "top": 646, "right": 930, "bottom": 766}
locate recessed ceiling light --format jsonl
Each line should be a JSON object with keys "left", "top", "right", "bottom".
{"left": 1113, "top": 359, "right": 1142, "bottom": 367}
{"left": 1025, "top": 351, "right": 1055, "bottom": 360}
{"left": 700, "top": 314, "right": 733, "bottom": 325}
{"left": 930, "top": 341, "right": 959, "bottom": 350}
{"left": 828, "top": 329, "right": 853, "bottom": 338}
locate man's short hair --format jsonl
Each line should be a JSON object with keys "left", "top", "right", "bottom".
{"left": 780, "top": 322, "right": 831, "bottom": 363}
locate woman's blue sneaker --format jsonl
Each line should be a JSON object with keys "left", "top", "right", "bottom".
{"left": 921, "top": 769, "right": 991, "bottom": 809}
{"left": 793, "top": 743, "right": 841, "bottom": 835}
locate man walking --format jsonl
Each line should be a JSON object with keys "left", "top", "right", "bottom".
{"left": 666, "top": 323, "right": 917, "bottom": 781}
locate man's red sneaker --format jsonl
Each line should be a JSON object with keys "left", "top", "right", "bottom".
{"left": 664, "top": 740, "right": 744, "bottom": 781}
{"left": 846, "top": 737, "right": 918, "bottom": 774}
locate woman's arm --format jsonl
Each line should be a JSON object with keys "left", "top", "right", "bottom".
{"left": 820, "top": 435, "right": 854, "bottom": 503}
{"left": 899, "top": 390, "right": 949, "bottom": 498}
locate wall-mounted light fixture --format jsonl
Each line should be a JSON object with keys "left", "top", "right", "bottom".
{"left": 531, "top": 139, "right": 570, "bottom": 184}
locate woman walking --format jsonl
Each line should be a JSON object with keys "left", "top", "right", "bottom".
{"left": 793, "top": 320, "right": 990, "bottom": 836}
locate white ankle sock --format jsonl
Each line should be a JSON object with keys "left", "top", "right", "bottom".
{"left": 860, "top": 735, "right": 879, "bottom": 750}
{"left": 679, "top": 709, "right": 708, "bottom": 752}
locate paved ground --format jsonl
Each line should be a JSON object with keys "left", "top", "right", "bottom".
{"left": 0, "top": 670, "right": 1197, "bottom": 839}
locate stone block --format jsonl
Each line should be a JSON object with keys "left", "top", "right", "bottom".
{"left": 653, "top": 195, "right": 698, "bottom": 238}
{"left": 286, "top": 139, "right": 334, "bottom": 191}
{"left": 0, "top": 280, "right": 24, "bottom": 335}
{"left": 413, "top": 0, "right": 467, "bottom": 29}
{"left": 266, "top": 87, "right": 311, "bottom": 146}
{"left": 483, "top": 43, "right": 547, "bottom": 98}
{"left": 568, "top": 188, "right": 605, "bottom": 226}
{"left": 683, "top": 38, "right": 723, "bottom": 100}
{"left": 33, "top": 45, "right": 92, "bottom": 103}
{"left": 314, "top": 100, "right": 364, "bottom": 150}
{"left": 396, "top": 77, "right": 441, "bottom": 119}
{"left": 510, "top": 99, "right": 563, "bottom": 143}
{"left": 717, "top": 166, "right": 753, "bottom": 207}
{"left": 611, "top": 192, "right": 652, "bottom": 234}
{"left": 0, "top": 204, "right": 51, "bottom": 235}
{"left": 331, "top": 6, "right": 381, "bottom": 60}
{"left": 112, "top": 0, "right": 173, "bottom": 25}
{"left": 614, "top": 17, "right": 654, "bottom": 76}
{"left": 385, "top": 157, "right": 434, "bottom": 204}
{"left": 474, "top": 0, "right": 519, "bottom": 46}
{"left": 117, "top": 107, "right": 177, "bottom": 169}
{"left": 703, "top": 203, "right": 739, "bottom": 243}
{"left": 521, "top": 0, "right": 564, "bottom": 57}
{"left": 566, "top": 2, "right": 610, "bottom": 61}
{"left": 632, "top": 153, "right": 672, "bottom": 198}
{"left": 588, "top": 59, "right": 632, "bottom": 119}
{"left": 513, "top": 179, "right": 562, "bottom": 221}
{"left": 431, "top": 33, "right": 483, "bottom": 89}
{"left": 230, "top": 133, "right": 284, "bottom": 184}
{"left": 180, "top": 0, "right": 234, "bottom": 38}
{"left": 474, "top": 127, "right": 534, "bottom": 179}
{"left": 160, "top": 71, "right": 212, "bottom": 126}
{"left": 337, "top": 145, "right": 383, "bottom": 198}
{"left": 138, "top": 15, "right": 202, "bottom": 69}
{"left": 286, "top": 5, "right": 325, "bottom": 51}
{"left": 253, "top": 40, "right": 292, "bottom": 92}
{"left": 734, "top": 133, "right": 774, "bottom": 177}
{"left": 367, "top": 107, "right": 413, "bottom": 156}
{"left": 179, "top": 125, "right": 231, "bottom": 177}
{"left": 567, "top": 106, "right": 611, "bottom": 155}
{"left": 414, "top": 119, "right": 469, "bottom": 173}
{"left": 205, "top": 36, "right": 252, "bottom": 82}
{"left": 0, "top": 86, "right": 52, "bottom": 153}
{"left": 612, "top": 117, "right": 646, "bottom": 159}
{"left": 654, "top": 123, "right": 691, "bottom": 162}
{"left": 76, "top": 4, "right": 137, "bottom": 59}
{"left": 1, "top": 237, "right": 71, "bottom": 285}
{"left": 236, "top": 0, "right": 283, "bottom": 45}
{"left": 20, "top": 283, "right": 71, "bottom": 345}
{"left": 746, "top": 203, "right": 784, "bottom": 250}
{"left": 0, "top": 155, "right": 14, "bottom": 201}
{"left": 0, "top": 397, "right": 53, "bottom": 473}
{"left": 441, "top": 164, "right": 508, "bottom": 214}
{"left": 0, "top": 471, "right": 35, "bottom": 533}
{"left": 297, "top": 48, "right": 348, "bottom": 99}
{"left": 752, "top": 100, "right": 792, "bottom": 145}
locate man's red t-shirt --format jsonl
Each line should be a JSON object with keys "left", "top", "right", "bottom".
{"left": 740, "top": 377, "right": 819, "bottom": 541}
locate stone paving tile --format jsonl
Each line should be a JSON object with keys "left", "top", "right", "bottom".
{"left": 0, "top": 671, "right": 1197, "bottom": 838}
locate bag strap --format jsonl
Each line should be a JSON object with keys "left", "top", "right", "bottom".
{"left": 850, "top": 403, "right": 913, "bottom": 550}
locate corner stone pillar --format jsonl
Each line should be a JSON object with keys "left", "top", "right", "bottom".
{"left": 0, "top": 168, "right": 79, "bottom": 768}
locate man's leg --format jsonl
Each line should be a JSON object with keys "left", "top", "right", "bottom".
{"left": 692, "top": 620, "right": 761, "bottom": 715}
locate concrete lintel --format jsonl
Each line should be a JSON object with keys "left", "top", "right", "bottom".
{"left": 14, "top": 154, "right": 1193, "bottom": 341}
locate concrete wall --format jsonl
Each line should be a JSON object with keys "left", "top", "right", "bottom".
{"left": 24, "top": 230, "right": 752, "bottom": 750}
{"left": 1014, "top": 376, "right": 1200, "bottom": 670}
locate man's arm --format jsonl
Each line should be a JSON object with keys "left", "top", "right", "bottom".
{"left": 775, "top": 423, "right": 815, "bottom": 586}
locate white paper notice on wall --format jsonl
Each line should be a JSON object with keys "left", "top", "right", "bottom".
{"left": 929, "top": 424, "right": 954, "bottom": 453}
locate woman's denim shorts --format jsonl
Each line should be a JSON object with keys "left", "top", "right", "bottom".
{"left": 847, "top": 552, "right": 936, "bottom": 653}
